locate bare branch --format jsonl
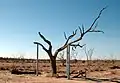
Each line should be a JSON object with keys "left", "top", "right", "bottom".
{"left": 54, "top": 29, "right": 78, "bottom": 57}
{"left": 71, "top": 43, "right": 86, "bottom": 48}
{"left": 71, "top": 43, "right": 86, "bottom": 51}
{"left": 72, "top": 47, "right": 75, "bottom": 51}
{"left": 34, "top": 42, "right": 48, "bottom": 52}
{"left": 38, "top": 32, "right": 52, "bottom": 51}
{"left": 64, "top": 32, "right": 67, "bottom": 40}
{"left": 38, "top": 32, "right": 51, "bottom": 45}
{"left": 78, "top": 24, "right": 85, "bottom": 37}
{"left": 82, "top": 24, "right": 84, "bottom": 34}
{"left": 69, "top": 7, "right": 106, "bottom": 44}
{"left": 54, "top": 7, "right": 106, "bottom": 58}
{"left": 85, "top": 6, "right": 107, "bottom": 34}
{"left": 64, "top": 29, "right": 77, "bottom": 45}
{"left": 89, "top": 30, "right": 104, "bottom": 33}
{"left": 74, "top": 29, "right": 78, "bottom": 34}
{"left": 78, "top": 26, "right": 83, "bottom": 36}
{"left": 93, "top": 22, "right": 98, "bottom": 30}
{"left": 89, "top": 22, "right": 104, "bottom": 33}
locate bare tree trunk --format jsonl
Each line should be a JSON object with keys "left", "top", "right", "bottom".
{"left": 50, "top": 56, "right": 57, "bottom": 75}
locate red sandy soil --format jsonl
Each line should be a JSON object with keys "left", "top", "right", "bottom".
{"left": 0, "top": 71, "right": 117, "bottom": 83}
{"left": 0, "top": 58, "right": 120, "bottom": 83}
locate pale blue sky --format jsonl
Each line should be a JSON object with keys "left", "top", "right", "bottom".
{"left": 0, "top": 0, "right": 120, "bottom": 59}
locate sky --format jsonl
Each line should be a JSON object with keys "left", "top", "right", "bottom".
{"left": 0, "top": 0, "right": 120, "bottom": 59}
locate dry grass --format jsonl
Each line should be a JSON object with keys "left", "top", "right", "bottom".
{"left": 0, "top": 58, "right": 120, "bottom": 83}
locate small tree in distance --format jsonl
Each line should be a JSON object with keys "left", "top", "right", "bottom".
{"left": 71, "top": 48, "right": 78, "bottom": 63}
{"left": 57, "top": 51, "right": 65, "bottom": 66}
{"left": 84, "top": 46, "right": 94, "bottom": 71}
{"left": 34, "top": 7, "right": 106, "bottom": 76}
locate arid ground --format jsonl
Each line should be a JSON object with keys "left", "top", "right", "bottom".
{"left": 0, "top": 57, "right": 120, "bottom": 83}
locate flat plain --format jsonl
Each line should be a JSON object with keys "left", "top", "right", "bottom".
{"left": 0, "top": 58, "right": 120, "bottom": 83}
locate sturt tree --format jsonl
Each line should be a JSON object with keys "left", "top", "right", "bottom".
{"left": 34, "top": 7, "right": 106, "bottom": 76}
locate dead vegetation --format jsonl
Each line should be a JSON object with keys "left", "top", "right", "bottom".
{"left": 0, "top": 57, "right": 120, "bottom": 83}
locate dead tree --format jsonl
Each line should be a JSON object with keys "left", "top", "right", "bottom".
{"left": 57, "top": 51, "right": 65, "bottom": 66}
{"left": 84, "top": 46, "right": 94, "bottom": 71}
{"left": 71, "top": 49, "right": 78, "bottom": 63}
{"left": 34, "top": 7, "right": 106, "bottom": 76}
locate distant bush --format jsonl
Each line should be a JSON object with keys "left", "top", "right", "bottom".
{"left": 82, "top": 60, "right": 85, "bottom": 63}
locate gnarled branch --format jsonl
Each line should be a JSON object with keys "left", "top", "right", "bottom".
{"left": 38, "top": 32, "right": 52, "bottom": 52}
{"left": 71, "top": 43, "right": 86, "bottom": 51}
{"left": 69, "top": 6, "right": 106, "bottom": 44}
{"left": 54, "top": 7, "right": 106, "bottom": 58}
{"left": 84, "top": 6, "right": 107, "bottom": 34}
{"left": 64, "top": 29, "right": 77, "bottom": 46}
{"left": 34, "top": 42, "right": 48, "bottom": 53}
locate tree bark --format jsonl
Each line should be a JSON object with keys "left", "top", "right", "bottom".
{"left": 50, "top": 56, "right": 57, "bottom": 75}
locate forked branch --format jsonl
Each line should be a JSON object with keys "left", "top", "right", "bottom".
{"left": 38, "top": 32, "right": 52, "bottom": 52}
{"left": 71, "top": 43, "right": 86, "bottom": 51}
{"left": 34, "top": 42, "right": 48, "bottom": 53}
{"left": 54, "top": 7, "right": 106, "bottom": 57}
{"left": 84, "top": 6, "right": 107, "bottom": 34}
{"left": 69, "top": 6, "right": 107, "bottom": 44}
{"left": 64, "top": 29, "right": 77, "bottom": 45}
